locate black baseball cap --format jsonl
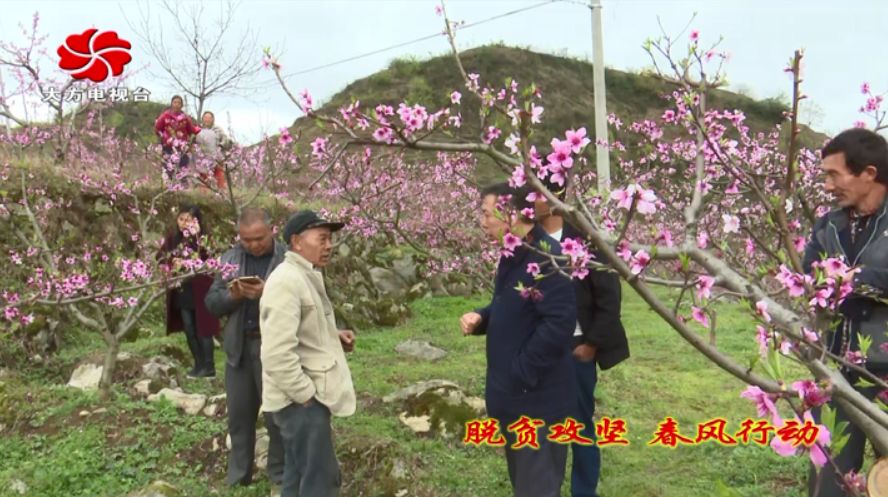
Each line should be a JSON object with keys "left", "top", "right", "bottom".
{"left": 283, "top": 210, "right": 345, "bottom": 243}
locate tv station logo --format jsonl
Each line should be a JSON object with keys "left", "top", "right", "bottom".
{"left": 40, "top": 28, "right": 149, "bottom": 104}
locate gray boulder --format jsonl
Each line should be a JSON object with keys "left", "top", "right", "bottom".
{"left": 203, "top": 393, "right": 227, "bottom": 417}
{"left": 391, "top": 254, "right": 418, "bottom": 285}
{"left": 369, "top": 267, "right": 408, "bottom": 297}
{"left": 141, "top": 356, "right": 177, "bottom": 382}
{"left": 147, "top": 388, "right": 206, "bottom": 416}
{"left": 67, "top": 363, "right": 103, "bottom": 390}
{"left": 255, "top": 427, "right": 270, "bottom": 470}
{"left": 394, "top": 340, "right": 447, "bottom": 361}
{"left": 383, "top": 380, "right": 459, "bottom": 403}
{"left": 386, "top": 380, "right": 486, "bottom": 439}
{"left": 133, "top": 378, "right": 163, "bottom": 397}
{"left": 428, "top": 274, "right": 449, "bottom": 297}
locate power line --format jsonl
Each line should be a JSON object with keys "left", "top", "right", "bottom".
{"left": 279, "top": 1, "right": 559, "bottom": 79}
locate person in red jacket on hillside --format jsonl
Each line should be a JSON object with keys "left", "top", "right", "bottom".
{"left": 154, "top": 95, "right": 201, "bottom": 183}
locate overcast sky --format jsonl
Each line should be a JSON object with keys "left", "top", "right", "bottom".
{"left": 1, "top": 0, "right": 886, "bottom": 144}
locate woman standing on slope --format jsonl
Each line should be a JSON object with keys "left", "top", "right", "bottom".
{"left": 154, "top": 95, "right": 201, "bottom": 183}
{"left": 158, "top": 205, "right": 219, "bottom": 377}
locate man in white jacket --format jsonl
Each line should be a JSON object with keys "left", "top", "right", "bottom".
{"left": 260, "top": 210, "right": 356, "bottom": 497}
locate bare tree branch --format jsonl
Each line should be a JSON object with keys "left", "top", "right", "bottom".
{"left": 125, "top": 0, "right": 261, "bottom": 116}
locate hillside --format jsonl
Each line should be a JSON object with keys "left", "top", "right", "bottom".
{"left": 65, "top": 45, "right": 826, "bottom": 158}
{"left": 288, "top": 45, "right": 826, "bottom": 177}
{"left": 98, "top": 100, "right": 169, "bottom": 145}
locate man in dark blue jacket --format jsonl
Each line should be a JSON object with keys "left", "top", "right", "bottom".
{"left": 803, "top": 128, "right": 888, "bottom": 497}
{"left": 460, "top": 182, "right": 578, "bottom": 497}
{"left": 533, "top": 178, "right": 629, "bottom": 497}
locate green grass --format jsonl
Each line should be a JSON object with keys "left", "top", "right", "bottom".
{"left": 0, "top": 287, "right": 815, "bottom": 497}
{"left": 593, "top": 290, "right": 808, "bottom": 496}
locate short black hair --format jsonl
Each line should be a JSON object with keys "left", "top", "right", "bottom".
{"left": 538, "top": 173, "right": 568, "bottom": 202}
{"left": 170, "top": 95, "right": 184, "bottom": 105}
{"left": 822, "top": 128, "right": 888, "bottom": 185}
{"left": 536, "top": 156, "right": 568, "bottom": 201}
{"left": 480, "top": 182, "right": 533, "bottom": 215}
{"left": 202, "top": 111, "right": 214, "bottom": 119}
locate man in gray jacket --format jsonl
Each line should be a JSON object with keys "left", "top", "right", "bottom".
{"left": 205, "top": 207, "right": 285, "bottom": 489}
{"left": 803, "top": 128, "right": 888, "bottom": 496}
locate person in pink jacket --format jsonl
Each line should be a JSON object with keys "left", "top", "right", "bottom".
{"left": 154, "top": 95, "right": 201, "bottom": 182}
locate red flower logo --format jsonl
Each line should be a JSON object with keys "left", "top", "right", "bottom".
{"left": 57, "top": 29, "right": 132, "bottom": 83}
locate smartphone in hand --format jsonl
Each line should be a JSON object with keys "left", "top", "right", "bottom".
{"left": 228, "top": 275, "right": 263, "bottom": 287}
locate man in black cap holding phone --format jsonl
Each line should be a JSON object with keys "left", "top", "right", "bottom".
{"left": 205, "top": 207, "right": 286, "bottom": 491}
{"left": 261, "top": 210, "right": 357, "bottom": 497}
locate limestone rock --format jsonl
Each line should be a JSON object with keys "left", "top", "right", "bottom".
{"left": 447, "top": 282, "right": 472, "bottom": 297}
{"left": 159, "top": 344, "right": 190, "bottom": 366}
{"left": 147, "top": 388, "right": 206, "bottom": 416}
{"left": 67, "top": 363, "right": 103, "bottom": 390}
{"left": 202, "top": 393, "right": 226, "bottom": 417}
{"left": 398, "top": 412, "right": 431, "bottom": 433}
{"left": 8, "top": 479, "right": 27, "bottom": 495}
{"left": 369, "top": 267, "right": 407, "bottom": 297}
{"left": 134, "top": 379, "right": 163, "bottom": 397}
{"left": 394, "top": 340, "right": 447, "bottom": 362}
{"left": 255, "top": 427, "right": 269, "bottom": 455}
{"left": 202, "top": 403, "right": 219, "bottom": 417}
{"left": 255, "top": 428, "right": 270, "bottom": 470}
{"left": 142, "top": 356, "right": 176, "bottom": 382}
{"left": 428, "top": 274, "right": 449, "bottom": 297}
{"left": 465, "top": 396, "right": 486, "bottom": 412}
{"left": 391, "top": 255, "right": 418, "bottom": 284}
{"left": 386, "top": 380, "right": 485, "bottom": 439}
{"left": 383, "top": 380, "right": 458, "bottom": 403}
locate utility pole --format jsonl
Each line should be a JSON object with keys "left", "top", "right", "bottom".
{"left": 590, "top": 0, "right": 610, "bottom": 193}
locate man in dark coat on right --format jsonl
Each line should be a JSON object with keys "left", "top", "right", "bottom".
{"left": 803, "top": 128, "right": 888, "bottom": 496}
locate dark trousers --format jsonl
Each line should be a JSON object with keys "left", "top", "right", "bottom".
{"left": 502, "top": 420, "right": 568, "bottom": 497}
{"left": 808, "top": 385, "right": 880, "bottom": 497}
{"left": 273, "top": 401, "right": 341, "bottom": 497}
{"left": 225, "top": 338, "right": 284, "bottom": 486}
{"left": 572, "top": 358, "right": 601, "bottom": 497}
{"left": 180, "top": 308, "right": 214, "bottom": 372}
{"left": 180, "top": 308, "right": 200, "bottom": 368}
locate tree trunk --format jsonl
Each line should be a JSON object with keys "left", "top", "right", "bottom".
{"left": 197, "top": 96, "right": 205, "bottom": 122}
{"left": 98, "top": 334, "right": 120, "bottom": 400}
